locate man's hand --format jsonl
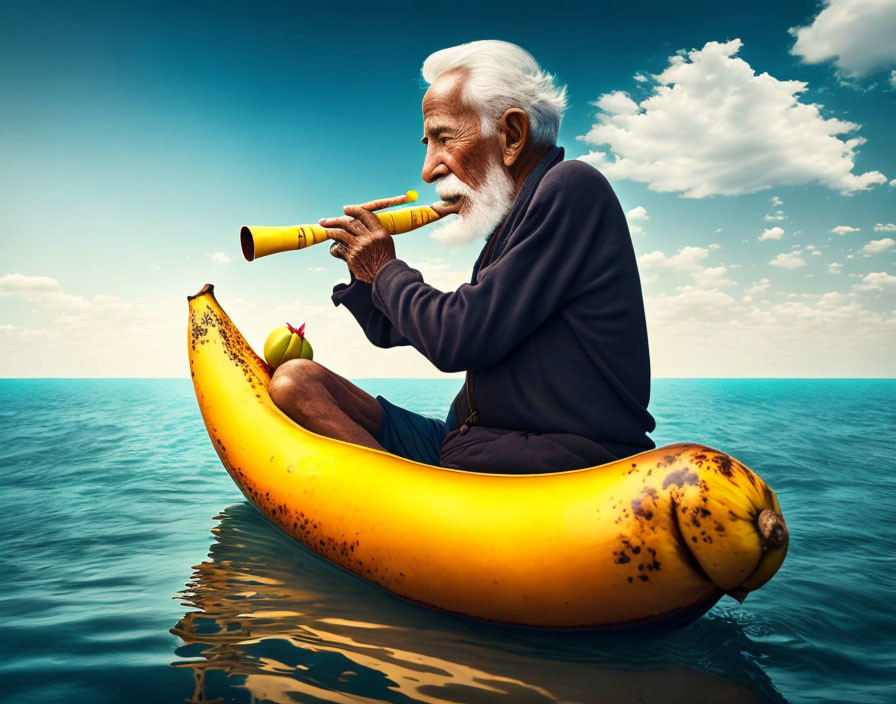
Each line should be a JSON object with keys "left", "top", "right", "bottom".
{"left": 321, "top": 194, "right": 408, "bottom": 283}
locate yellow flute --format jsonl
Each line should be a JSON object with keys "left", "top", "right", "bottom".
{"left": 240, "top": 190, "right": 441, "bottom": 261}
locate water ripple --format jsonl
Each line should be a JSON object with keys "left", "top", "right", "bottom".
{"left": 0, "top": 378, "right": 893, "bottom": 703}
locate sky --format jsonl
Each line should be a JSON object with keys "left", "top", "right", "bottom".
{"left": 1, "top": 0, "right": 894, "bottom": 378}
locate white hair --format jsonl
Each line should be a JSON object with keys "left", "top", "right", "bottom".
{"left": 421, "top": 40, "right": 568, "bottom": 147}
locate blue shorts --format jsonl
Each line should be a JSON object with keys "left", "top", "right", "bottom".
{"left": 375, "top": 395, "right": 455, "bottom": 466}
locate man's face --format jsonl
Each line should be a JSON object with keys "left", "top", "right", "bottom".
{"left": 422, "top": 70, "right": 507, "bottom": 213}
{"left": 421, "top": 70, "right": 517, "bottom": 244}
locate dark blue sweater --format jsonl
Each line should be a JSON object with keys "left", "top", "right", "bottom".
{"left": 332, "top": 147, "right": 655, "bottom": 471}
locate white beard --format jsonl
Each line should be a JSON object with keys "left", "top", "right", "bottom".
{"left": 429, "top": 158, "right": 517, "bottom": 246}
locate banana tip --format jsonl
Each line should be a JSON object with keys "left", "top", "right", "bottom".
{"left": 726, "top": 588, "right": 749, "bottom": 604}
{"left": 188, "top": 283, "right": 215, "bottom": 301}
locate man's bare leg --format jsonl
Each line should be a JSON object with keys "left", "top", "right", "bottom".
{"left": 268, "top": 359, "right": 385, "bottom": 451}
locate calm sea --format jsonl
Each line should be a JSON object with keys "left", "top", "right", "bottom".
{"left": 1, "top": 378, "right": 894, "bottom": 703}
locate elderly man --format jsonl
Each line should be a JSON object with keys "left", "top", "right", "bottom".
{"left": 268, "top": 40, "right": 655, "bottom": 472}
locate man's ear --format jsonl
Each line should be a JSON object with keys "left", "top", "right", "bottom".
{"left": 497, "top": 109, "right": 530, "bottom": 167}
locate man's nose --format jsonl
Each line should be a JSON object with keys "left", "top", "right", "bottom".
{"left": 421, "top": 148, "right": 450, "bottom": 183}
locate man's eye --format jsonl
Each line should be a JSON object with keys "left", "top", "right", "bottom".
{"left": 439, "top": 136, "right": 451, "bottom": 144}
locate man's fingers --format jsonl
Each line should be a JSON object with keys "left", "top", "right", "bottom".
{"left": 343, "top": 205, "right": 382, "bottom": 231}
{"left": 320, "top": 215, "right": 359, "bottom": 230}
{"left": 320, "top": 216, "right": 367, "bottom": 238}
{"left": 355, "top": 193, "right": 410, "bottom": 212}
{"left": 328, "top": 241, "right": 347, "bottom": 259}
{"left": 322, "top": 227, "right": 356, "bottom": 246}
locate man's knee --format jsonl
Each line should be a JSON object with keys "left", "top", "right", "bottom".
{"left": 272, "top": 357, "right": 326, "bottom": 384}
{"left": 269, "top": 358, "right": 327, "bottom": 413}
{"left": 268, "top": 359, "right": 380, "bottom": 438}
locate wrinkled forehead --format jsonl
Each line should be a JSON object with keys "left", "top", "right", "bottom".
{"left": 421, "top": 69, "right": 476, "bottom": 125}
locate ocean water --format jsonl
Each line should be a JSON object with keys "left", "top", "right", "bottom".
{"left": 1, "top": 378, "right": 894, "bottom": 704}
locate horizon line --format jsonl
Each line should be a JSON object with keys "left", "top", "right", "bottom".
{"left": 1, "top": 376, "right": 894, "bottom": 381}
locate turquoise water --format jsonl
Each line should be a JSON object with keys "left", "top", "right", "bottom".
{"left": 1, "top": 378, "right": 894, "bottom": 703}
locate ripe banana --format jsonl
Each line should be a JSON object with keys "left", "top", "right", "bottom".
{"left": 187, "top": 284, "right": 788, "bottom": 629}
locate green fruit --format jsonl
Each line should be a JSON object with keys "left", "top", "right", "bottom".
{"left": 263, "top": 322, "right": 313, "bottom": 368}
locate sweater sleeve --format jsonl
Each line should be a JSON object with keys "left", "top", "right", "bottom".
{"left": 331, "top": 272, "right": 412, "bottom": 348}
{"left": 370, "top": 162, "right": 608, "bottom": 373}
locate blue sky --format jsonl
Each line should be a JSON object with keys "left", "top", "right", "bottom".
{"left": 1, "top": 0, "right": 893, "bottom": 377}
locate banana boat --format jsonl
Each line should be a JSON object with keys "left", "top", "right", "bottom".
{"left": 187, "top": 284, "right": 788, "bottom": 629}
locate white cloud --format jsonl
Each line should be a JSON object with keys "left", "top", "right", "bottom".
{"left": 743, "top": 278, "right": 771, "bottom": 300}
{"left": 0, "top": 274, "right": 182, "bottom": 376}
{"left": 890, "top": 178, "right": 896, "bottom": 187}
{"left": 770, "top": 251, "right": 807, "bottom": 268}
{"left": 832, "top": 225, "right": 860, "bottom": 234}
{"left": 639, "top": 246, "right": 708, "bottom": 271}
{"left": 789, "top": 0, "right": 896, "bottom": 78}
{"left": 576, "top": 39, "right": 887, "bottom": 197}
{"left": 873, "top": 222, "right": 896, "bottom": 231}
{"left": 307, "top": 266, "right": 327, "bottom": 272}
{"left": 828, "top": 261, "right": 843, "bottom": 273}
{"left": 626, "top": 206, "right": 649, "bottom": 220}
{"left": 861, "top": 237, "right": 895, "bottom": 254}
{"left": 708, "top": 243, "right": 721, "bottom": 250}
{"left": 764, "top": 211, "right": 786, "bottom": 221}
{"left": 579, "top": 150, "right": 609, "bottom": 165}
{"left": 772, "top": 195, "right": 783, "bottom": 206}
{"left": 0, "top": 273, "right": 90, "bottom": 309}
{"left": 759, "top": 226, "right": 785, "bottom": 241}
{"left": 638, "top": 246, "right": 735, "bottom": 287}
{"left": 625, "top": 205, "right": 649, "bottom": 235}
{"left": 634, "top": 73, "right": 648, "bottom": 82}
{"left": 853, "top": 271, "right": 896, "bottom": 291}
{"left": 644, "top": 283, "right": 896, "bottom": 376}
{"left": 0, "top": 272, "right": 474, "bottom": 378}
{"left": 3, "top": 267, "right": 891, "bottom": 379}
{"left": 892, "top": 69, "right": 896, "bottom": 87}
{"left": 700, "top": 266, "right": 735, "bottom": 287}
{"left": 0, "top": 273, "right": 64, "bottom": 298}
{"left": 818, "top": 291, "right": 845, "bottom": 307}
{"left": 209, "top": 252, "right": 232, "bottom": 264}
{"left": 595, "top": 90, "right": 640, "bottom": 115}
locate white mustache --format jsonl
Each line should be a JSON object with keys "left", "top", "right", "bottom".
{"left": 429, "top": 159, "right": 517, "bottom": 247}
{"left": 435, "top": 173, "right": 476, "bottom": 200}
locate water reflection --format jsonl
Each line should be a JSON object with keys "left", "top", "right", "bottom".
{"left": 171, "top": 502, "right": 785, "bottom": 703}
